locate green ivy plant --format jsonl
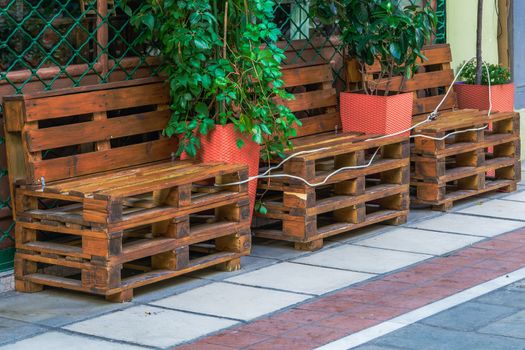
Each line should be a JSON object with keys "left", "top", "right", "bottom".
{"left": 130, "top": 0, "right": 298, "bottom": 159}
{"left": 313, "top": 0, "right": 436, "bottom": 95}
{"left": 459, "top": 61, "right": 511, "bottom": 85}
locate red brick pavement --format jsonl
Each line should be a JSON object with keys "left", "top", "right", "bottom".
{"left": 174, "top": 228, "right": 525, "bottom": 350}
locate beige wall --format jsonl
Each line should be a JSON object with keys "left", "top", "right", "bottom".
{"left": 446, "top": 0, "right": 499, "bottom": 69}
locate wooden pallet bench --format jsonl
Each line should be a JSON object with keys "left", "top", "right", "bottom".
{"left": 365, "top": 44, "right": 521, "bottom": 211}
{"left": 412, "top": 110, "right": 520, "bottom": 211}
{"left": 3, "top": 78, "right": 251, "bottom": 301}
{"left": 253, "top": 64, "right": 410, "bottom": 250}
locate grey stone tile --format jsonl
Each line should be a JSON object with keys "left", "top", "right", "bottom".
{"left": 354, "top": 227, "right": 483, "bottom": 255}
{"left": 64, "top": 305, "right": 237, "bottom": 348}
{"left": 500, "top": 190, "right": 525, "bottom": 202}
{"left": 131, "top": 276, "right": 211, "bottom": 304}
{"left": 458, "top": 199, "right": 525, "bottom": 221}
{"left": 249, "top": 241, "right": 312, "bottom": 260}
{"left": 0, "top": 316, "right": 46, "bottom": 346}
{"left": 294, "top": 244, "right": 431, "bottom": 274}
{"left": 354, "top": 345, "right": 408, "bottom": 350}
{"left": 0, "top": 332, "right": 146, "bottom": 350}
{"left": 150, "top": 282, "right": 309, "bottom": 321}
{"left": 479, "top": 310, "right": 525, "bottom": 339}
{"left": 187, "top": 256, "right": 279, "bottom": 281}
{"left": 0, "top": 289, "right": 124, "bottom": 327}
{"left": 226, "top": 261, "right": 373, "bottom": 295}
{"left": 372, "top": 323, "right": 525, "bottom": 350}
{"left": 406, "top": 214, "right": 524, "bottom": 237}
{"left": 476, "top": 290, "right": 525, "bottom": 309}
{"left": 421, "top": 302, "right": 518, "bottom": 331}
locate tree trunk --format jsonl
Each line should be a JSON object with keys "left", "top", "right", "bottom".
{"left": 475, "top": 0, "right": 484, "bottom": 85}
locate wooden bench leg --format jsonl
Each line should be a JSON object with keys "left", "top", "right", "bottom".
{"left": 106, "top": 289, "right": 133, "bottom": 303}
{"left": 294, "top": 238, "right": 323, "bottom": 252}
{"left": 432, "top": 201, "right": 453, "bottom": 212}
{"left": 215, "top": 258, "right": 241, "bottom": 272}
{"left": 14, "top": 256, "right": 43, "bottom": 293}
{"left": 384, "top": 214, "right": 408, "bottom": 226}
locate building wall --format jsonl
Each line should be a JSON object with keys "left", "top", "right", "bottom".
{"left": 446, "top": 0, "right": 499, "bottom": 69}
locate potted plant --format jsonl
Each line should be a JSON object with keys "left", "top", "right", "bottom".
{"left": 131, "top": 0, "right": 298, "bottom": 216}
{"left": 336, "top": 0, "right": 436, "bottom": 135}
{"left": 454, "top": 0, "right": 514, "bottom": 112}
{"left": 455, "top": 61, "right": 513, "bottom": 112}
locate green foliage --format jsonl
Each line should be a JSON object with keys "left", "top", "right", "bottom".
{"left": 312, "top": 0, "right": 436, "bottom": 94}
{"left": 130, "top": 0, "right": 298, "bottom": 159}
{"left": 458, "top": 60, "right": 511, "bottom": 85}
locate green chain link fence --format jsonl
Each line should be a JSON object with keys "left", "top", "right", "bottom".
{"left": 0, "top": 0, "right": 446, "bottom": 272}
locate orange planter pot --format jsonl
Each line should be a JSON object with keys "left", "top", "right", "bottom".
{"left": 192, "top": 124, "right": 260, "bottom": 220}
{"left": 340, "top": 92, "right": 413, "bottom": 136}
{"left": 454, "top": 83, "right": 515, "bottom": 112}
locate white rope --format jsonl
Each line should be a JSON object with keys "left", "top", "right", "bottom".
{"left": 411, "top": 125, "right": 488, "bottom": 141}
{"left": 216, "top": 56, "right": 492, "bottom": 188}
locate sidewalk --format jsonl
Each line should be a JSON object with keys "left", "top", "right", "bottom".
{"left": 1, "top": 177, "right": 525, "bottom": 349}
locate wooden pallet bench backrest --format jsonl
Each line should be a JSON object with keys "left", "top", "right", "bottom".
{"left": 3, "top": 77, "right": 175, "bottom": 186}
{"left": 364, "top": 44, "right": 456, "bottom": 117}
{"left": 278, "top": 63, "right": 339, "bottom": 139}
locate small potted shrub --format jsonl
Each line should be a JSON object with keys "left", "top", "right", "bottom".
{"left": 337, "top": 0, "right": 436, "bottom": 135}
{"left": 455, "top": 61, "right": 513, "bottom": 112}
{"left": 132, "top": 0, "right": 297, "bottom": 216}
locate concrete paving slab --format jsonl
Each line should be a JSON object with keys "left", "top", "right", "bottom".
{"left": 406, "top": 214, "right": 524, "bottom": 237}
{"left": 479, "top": 310, "right": 525, "bottom": 339}
{"left": 293, "top": 245, "right": 431, "bottom": 274}
{"left": 0, "top": 317, "right": 46, "bottom": 346}
{"left": 188, "top": 256, "right": 279, "bottom": 281}
{"left": 354, "top": 346, "right": 406, "bottom": 350}
{"left": 476, "top": 290, "right": 525, "bottom": 308}
{"left": 249, "top": 241, "right": 313, "bottom": 260}
{"left": 64, "top": 305, "right": 237, "bottom": 348}
{"left": 500, "top": 190, "right": 525, "bottom": 202}
{"left": 225, "top": 262, "right": 374, "bottom": 295}
{"left": 458, "top": 199, "right": 525, "bottom": 221}
{"left": 371, "top": 323, "right": 525, "bottom": 350}
{"left": 354, "top": 228, "right": 483, "bottom": 255}
{"left": 0, "top": 289, "right": 123, "bottom": 327}
{"left": 130, "top": 276, "right": 210, "bottom": 304}
{"left": 0, "top": 332, "right": 146, "bottom": 350}
{"left": 150, "top": 282, "right": 309, "bottom": 321}
{"left": 420, "top": 302, "right": 518, "bottom": 331}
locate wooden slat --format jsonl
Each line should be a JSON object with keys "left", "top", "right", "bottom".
{"left": 25, "top": 110, "right": 171, "bottom": 152}
{"left": 413, "top": 93, "right": 457, "bottom": 115}
{"left": 24, "top": 82, "right": 169, "bottom": 122}
{"left": 281, "top": 64, "right": 333, "bottom": 88}
{"left": 278, "top": 89, "right": 337, "bottom": 113}
{"left": 370, "top": 70, "right": 454, "bottom": 93}
{"left": 292, "top": 113, "right": 340, "bottom": 138}
{"left": 366, "top": 44, "right": 452, "bottom": 73}
{"left": 30, "top": 138, "right": 178, "bottom": 183}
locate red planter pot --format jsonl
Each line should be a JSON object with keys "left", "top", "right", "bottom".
{"left": 454, "top": 83, "right": 515, "bottom": 112}
{"left": 190, "top": 124, "right": 260, "bottom": 220}
{"left": 340, "top": 92, "right": 413, "bottom": 136}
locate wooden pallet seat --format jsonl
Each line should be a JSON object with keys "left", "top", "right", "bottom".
{"left": 3, "top": 78, "right": 251, "bottom": 301}
{"left": 253, "top": 64, "right": 410, "bottom": 250}
{"left": 365, "top": 44, "right": 520, "bottom": 210}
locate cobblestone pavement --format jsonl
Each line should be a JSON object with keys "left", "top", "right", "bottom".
{"left": 0, "top": 179, "right": 525, "bottom": 349}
